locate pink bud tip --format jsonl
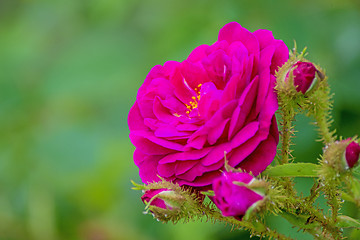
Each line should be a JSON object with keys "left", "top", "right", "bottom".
{"left": 141, "top": 189, "right": 170, "bottom": 209}
{"left": 212, "top": 172, "right": 264, "bottom": 220}
{"left": 292, "top": 61, "right": 317, "bottom": 94}
{"left": 345, "top": 141, "right": 360, "bottom": 169}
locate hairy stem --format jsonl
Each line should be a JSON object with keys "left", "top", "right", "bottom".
{"left": 314, "top": 109, "right": 334, "bottom": 145}
{"left": 279, "top": 104, "right": 296, "bottom": 164}
{"left": 209, "top": 210, "right": 293, "bottom": 240}
{"left": 318, "top": 168, "right": 343, "bottom": 236}
{"left": 306, "top": 75, "right": 335, "bottom": 145}
{"left": 284, "top": 196, "right": 341, "bottom": 239}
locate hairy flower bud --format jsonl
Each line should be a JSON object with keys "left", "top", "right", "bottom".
{"left": 212, "top": 172, "right": 265, "bottom": 220}
{"left": 345, "top": 141, "right": 360, "bottom": 169}
{"left": 141, "top": 189, "right": 177, "bottom": 209}
{"left": 288, "top": 61, "right": 317, "bottom": 94}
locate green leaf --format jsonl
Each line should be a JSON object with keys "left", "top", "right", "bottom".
{"left": 350, "top": 178, "right": 360, "bottom": 199}
{"left": 352, "top": 164, "right": 360, "bottom": 179}
{"left": 263, "top": 163, "right": 320, "bottom": 177}
{"left": 280, "top": 212, "right": 319, "bottom": 230}
{"left": 337, "top": 215, "right": 360, "bottom": 229}
{"left": 340, "top": 191, "right": 355, "bottom": 203}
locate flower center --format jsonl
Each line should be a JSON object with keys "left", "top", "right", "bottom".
{"left": 185, "top": 84, "right": 202, "bottom": 114}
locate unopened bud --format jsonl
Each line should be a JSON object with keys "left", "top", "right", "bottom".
{"left": 288, "top": 61, "right": 317, "bottom": 94}
{"left": 345, "top": 141, "right": 360, "bottom": 169}
{"left": 212, "top": 172, "right": 265, "bottom": 221}
{"left": 141, "top": 189, "right": 179, "bottom": 210}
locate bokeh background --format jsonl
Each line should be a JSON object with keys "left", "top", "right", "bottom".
{"left": 1, "top": 0, "right": 360, "bottom": 239}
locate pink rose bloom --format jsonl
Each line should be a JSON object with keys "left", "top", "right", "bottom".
{"left": 128, "top": 22, "right": 288, "bottom": 188}
{"left": 212, "top": 172, "right": 264, "bottom": 220}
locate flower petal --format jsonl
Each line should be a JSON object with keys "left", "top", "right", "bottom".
{"left": 218, "top": 22, "right": 260, "bottom": 54}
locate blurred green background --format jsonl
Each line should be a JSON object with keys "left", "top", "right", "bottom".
{"left": 1, "top": 0, "right": 360, "bottom": 239}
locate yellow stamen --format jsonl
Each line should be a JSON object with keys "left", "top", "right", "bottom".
{"left": 184, "top": 84, "right": 203, "bottom": 116}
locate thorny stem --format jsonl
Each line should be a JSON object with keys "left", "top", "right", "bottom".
{"left": 278, "top": 104, "right": 297, "bottom": 197}
{"left": 208, "top": 210, "right": 293, "bottom": 240}
{"left": 280, "top": 105, "right": 295, "bottom": 165}
{"left": 305, "top": 180, "right": 321, "bottom": 204}
{"left": 323, "top": 179, "right": 342, "bottom": 225}
{"left": 284, "top": 196, "right": 341, "bottom": 239}
{"left": 307, "top": 73, "right": 335, "bottom": 145}
{"left": 303, "top": 69, "right": 342, "bottom": 237}
{"left": 314, "top": 110, "right": 334, "bottom": 145}
{"left": 270, "top": 177, "right": 339, "bottom": 239}
{"left": 278, "top": 177, "right": 297, "bottom": 198}
{"left": 318, "top": 163, "right": 343, "bottom": 233}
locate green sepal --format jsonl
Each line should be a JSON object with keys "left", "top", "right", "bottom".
{"left": 131, "top": 180, "right": 147, "bottom": 190}
{"left": 242, "top": 200, "right": 264, "bottom": 221}
{"left": 200, "top": 190, "right": 215, "bottom": 197}
{"left": 262, "top": 163, "right": 320, "bottom": 178}
{"left": 250, "top": 218, "right": 267, "bottom": 233}
{"left": 232, "top": 180, "right": 267, "bottom": 196}
{"left": 145, "top": 190, "right": 184, "bottom": 211}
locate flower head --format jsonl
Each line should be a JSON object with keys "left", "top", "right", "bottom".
{"left": 129, "top": 22, "right": 288, "bottom": 188}
{"left": 212, "top": 172, "right": 264, "bottom": 220}
{"left": 345, "top": 141, "right": 360, "bottom": 169}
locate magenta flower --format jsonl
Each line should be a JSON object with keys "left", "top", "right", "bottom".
{"left": 128, "top": 22, "right": 288, "bottom": 188}
{"left": 345, "top": 141, "right": 360, "bottom": 169}
{"left": 290, "top": 61, "right": 317, "bottom": 94}
{"left": 212, "top": 172, "right": 264, "bottom": 220}
{"left": 141, "top": 189, "right": 173, "bottom": 209}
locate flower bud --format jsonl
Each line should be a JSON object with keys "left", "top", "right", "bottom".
{"left": 288, "top": 61, "right": 317, "bottom": 94}
{"left": 212, "top": 172, "right": 265, "bottom": 220}
{"left": 345, "top": 141, "right": 360, "bottom": 169}
{"left": 141, "top": 189, "right": 176, "bottom": 209}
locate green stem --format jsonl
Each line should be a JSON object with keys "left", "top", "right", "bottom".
{"left": 319, "top": 167, "right": 342, "bottom": 227}
{"left": 270, "top": 177, "right": 341, "bottom": 239}
{"left": 280, "top": 105, "right": 295, "bottom": 164}
{"left": 317, "top": 141, "right": 348, "bottom": 233}
{"left": 308, "top": 80, "right": 335, "bottom": 145}
{"left": 314, "top": 110, "right": 334, "bottom": 145}
{"left": 305, "top": 180, "right": 321, "bottom": 204}
{"left": 210, "top": 210, "right": 293, "bottom": 240}
{"left": 284, "top": 196, "right": 341, "bottom": 239}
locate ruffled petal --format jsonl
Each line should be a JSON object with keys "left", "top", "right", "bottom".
{"left": 218, "top": 22, "right": 260, "bottom": 54}
{"left": 238, "top": 128, "right": 278, "bottom": 176}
